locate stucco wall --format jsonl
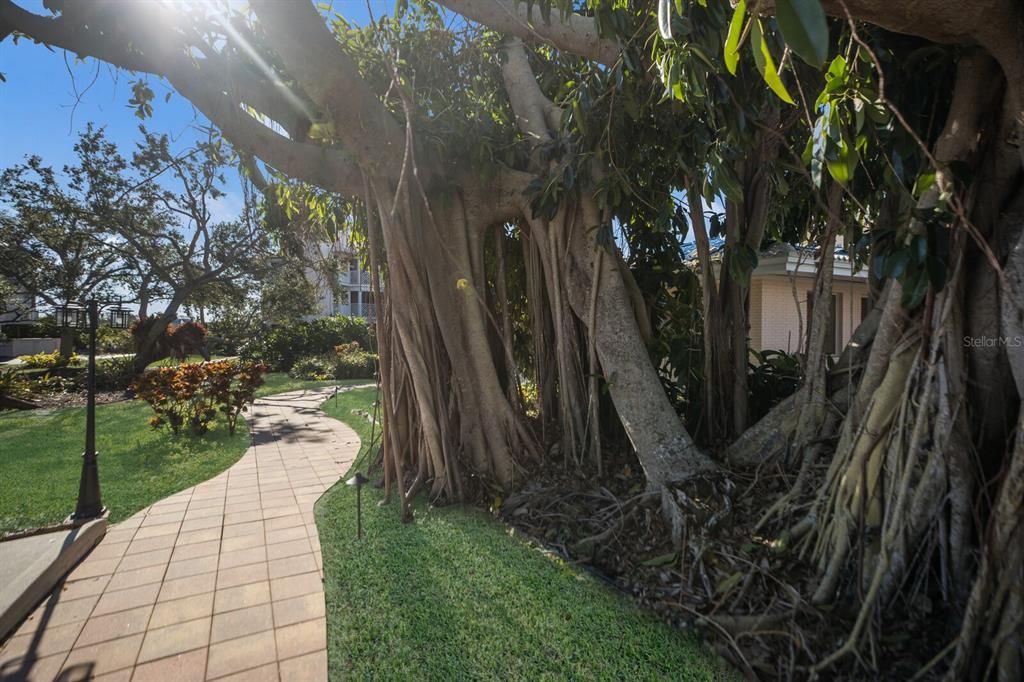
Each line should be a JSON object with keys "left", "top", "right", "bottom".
{"left": 0, "top": 337, "right": 60, "bottom": 359}
{"left": 749, "top": 275, "right": 870, "bottom": 354}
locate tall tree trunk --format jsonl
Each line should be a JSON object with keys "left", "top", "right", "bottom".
{"left": 554, "top": 200, "right": 716, "bottom": 484}
{"left": 137, "top": 276, "right": 150, "bottom": 319}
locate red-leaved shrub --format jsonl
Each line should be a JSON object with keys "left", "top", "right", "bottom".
{"left": 132, "top": 360, "right": 267, "bottom": 435}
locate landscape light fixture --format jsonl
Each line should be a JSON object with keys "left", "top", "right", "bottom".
{"left": 346, "top": 472, "right": 370, "bottom": 539}
{"left": 56, "top": 303, "right": 87, "bottom": 329}
{"left": 107, "top": 305, "right": 132, "bottom": 329}
{"left": 64, "top": 299, "right": 132, "bottom": 521}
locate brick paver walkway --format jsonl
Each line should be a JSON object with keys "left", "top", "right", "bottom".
{"left": 0, "top": 387, "right": 362, "bottom": 682}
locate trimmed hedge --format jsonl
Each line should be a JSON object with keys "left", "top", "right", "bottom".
{"left": 240, "top": 315, "right": 372, "bottom": 371}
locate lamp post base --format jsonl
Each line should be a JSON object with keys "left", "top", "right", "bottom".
{"left": 72, "top": 449, "right": 104, "bottom": 521}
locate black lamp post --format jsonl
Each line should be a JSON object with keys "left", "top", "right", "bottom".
{"left": 56, "top": 299, "right": 132, "bottom": 521}
{"left": 73, "top": 300, "right": 103, "bottom": 520}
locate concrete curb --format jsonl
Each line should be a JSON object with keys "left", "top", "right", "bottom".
{"left": 0, "top": 517, "right": 107, "bottom": 643}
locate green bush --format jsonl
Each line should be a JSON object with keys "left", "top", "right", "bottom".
{"left": 748, "top": 348, "right": 803, "bottom": 423}
{"left": 95, "top": 355, "right": 138, "bottom": 391}
{"left": 240, "top": 315, "right": 372, "bottom": 371}
{"left": 289, "top": 355, "right": 335, "bottom": 381}
{"left": 17, "top": 350, "right": 80, "bottom": 368}
{"left": 96, "top": 326, "right": 134, "bottom": 353}
{"left": 0, "top": 369, "right": 33, "bottom": 405}
{"left": 333, "top": 351, "right": 376, "bottom": 380}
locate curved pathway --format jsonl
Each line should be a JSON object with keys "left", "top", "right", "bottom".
{"left": 0, "top": 387, "right": 361, "bottom": 682}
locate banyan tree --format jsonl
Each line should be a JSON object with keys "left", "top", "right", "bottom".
{"left": 2, "top": 0, "right": 1021, "bottom": 678}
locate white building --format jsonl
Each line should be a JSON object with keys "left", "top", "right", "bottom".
{"left": 307, "top": 237, "right": 377, "bottom": 320}
{"left": 0, "top": 280, "right": 39, "bottom": 325}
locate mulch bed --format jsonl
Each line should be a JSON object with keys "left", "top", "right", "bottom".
{"left": 497, "top": 457, "right": 953, "bottom": 680}
{"left": 13, "top": 390, "right": 133, "bottom": 410}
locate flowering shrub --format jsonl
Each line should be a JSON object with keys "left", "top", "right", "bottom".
{"left": 132, "top": 360, "right": 267, "bottom": 435}
{"left": 17, "top": 350, "right": 80, "bottom": 368}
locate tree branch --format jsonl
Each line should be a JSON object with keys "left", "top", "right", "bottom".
{"left": 438, "top": 0, "right": 621, "bottom": 66}
{"left": 500, "top": 38, "right": 561, "bottom": 143}
{"left": 0, "top": 1, "right": 366, "bottom": 195}
{"left": 249, "top": 0, "right": 405, "bottom": 179}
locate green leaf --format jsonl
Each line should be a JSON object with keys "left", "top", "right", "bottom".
{"left": 751, "top": 20, "right": 795, "bottom": 105}
{"left": 572, "top": 100, "right": 587, "bottom": 137}
{"left": 724, "top": 0, "right": 746, "bottom": 75}
{"left": 775, "top": 0, "right": 829, "bottom": 68}
{"left": 914, "top": 171, "right": 936, "bottom": 198}
{"left": 715, "top": 571, "right": 744, "bottom": 596}
{"left": 716, "top": 164, "right": 744, "bottom": 203}
{"left": 826, "top": 140, "right": 857, "bottom": 184}
{"left": 728, "top": 244, "right": 758, "bottom": 288}
{"left": 641, "top": 552, "right": 678, "bottom": 567}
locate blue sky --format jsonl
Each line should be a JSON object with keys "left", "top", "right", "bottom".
{"left": 0, "top": 1, "right": 393, "bottom": 223}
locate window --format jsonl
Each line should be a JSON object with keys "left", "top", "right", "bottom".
{"left": 861, "top": 296, "right": 871, "bottom": 322}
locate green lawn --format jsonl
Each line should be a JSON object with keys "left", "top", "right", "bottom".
{"left": 254, "top": 373, "right": 372, "bottom": 398}
{"left": 317, "top": 388, "right": 731, "bottom": 681}
{"left": 0, "top": 373, "right": 369, "bottom": 535}
{"left": 0, "top": 401, "right": 249, "bottom": 535}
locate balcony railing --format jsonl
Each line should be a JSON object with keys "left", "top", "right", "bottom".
{"left": 336, "top": 303, "right": 376, "bottom": 319}
{"left": 340, "top": 271, "right": 372, "bottom": 286}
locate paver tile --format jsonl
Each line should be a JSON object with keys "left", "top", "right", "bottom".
{"left": 274, "top": 618, "right": 326, "bottom": 660}
{"left": 74, "top": 604, "right": 152, "bottom": 647}
{"left": 214, "top": 581, "right": 271, "bottom": 614}
{"left": 137, "top": 617, "right": 211, "bottom": 663}
{"left": 109, "top": 562, "right": 167, "bottom": 590}
{"left": 271, "top": 592, "right": 325, "bottom": 628}
{"left": 206, "top": 630, "right": 277, "bottom": 680}
{"left": 92, "top": 583, "right": 161, "bottom": 616}
{"left": 60, "top": 632, "right": 144, "bottom": 679}
{"left": 278, "top": 649, "right": 327, "bottom": 682}
{"left": 131, "top": 647, "right": 208, "bottom": 682}
{"left": 211, "top": 603, "right": 274, "bottom": 643}
{"left": 158, "top": 572, "right": 217, "bottom": 602}
{"left": 269, "top": 572, "right": 322, "bottom": 602}
{"left": 149, "top": 592, "right": 214, "bottom": 629}
{"left": 216, "top": 562, "right": 269, "bottom": 589}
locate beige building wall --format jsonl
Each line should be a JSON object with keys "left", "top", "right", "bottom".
{"left": 749, "top": 275, "right": 871, "bottom": 354}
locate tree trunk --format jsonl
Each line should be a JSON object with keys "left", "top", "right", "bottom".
{"left": 556, "top": 200, "right": 716, "bottom": 484}
{"left": 137, "top": 277, "right": 150, "bottom": 319}
{"left": 59, "top": 327, "right": 76, "bottom": 359}
{"left": 133, "top": 301, "right": 185, "bottom": 373}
